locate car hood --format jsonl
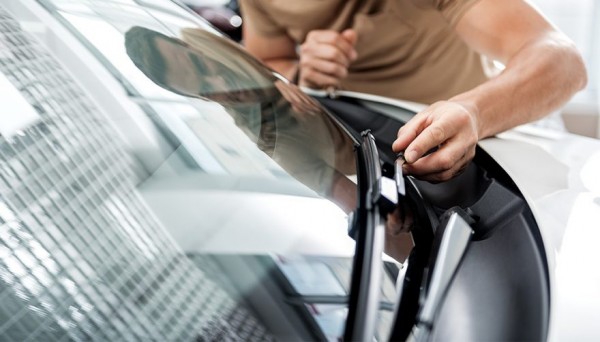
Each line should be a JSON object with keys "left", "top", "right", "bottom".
{"left": 479, "top": 125, "right": 600, "bottom": 341}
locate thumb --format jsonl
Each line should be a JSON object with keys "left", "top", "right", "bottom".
{"left": 341, "top": 29, "right": 357, "bottom": 46}
{"left": 341, "top": 29, "right": 358, "bottom": 60}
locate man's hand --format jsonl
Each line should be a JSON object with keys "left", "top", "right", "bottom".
{"left": 298, "top": 29, "right": 357, "bottom": 89}
{"left": 392, "top": 101, "right": 480, "bottom": 182}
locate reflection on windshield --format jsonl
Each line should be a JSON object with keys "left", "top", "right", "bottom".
{"left": 124, "top": 26, "right": 358, "bottom": 213}
{"left": 0, "top": 2, "right": 407, "bottom": 341}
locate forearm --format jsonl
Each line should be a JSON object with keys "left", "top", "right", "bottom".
{"left": 262, "top": 58, "right": 298, "bottom": 82}
{"left": 392, "top": 0, "right": 588, "bottom": 182}
{"left": 451, "top": 32, "right": 587, "bottom": 139}
{"left": 241, "top": 17, "right": 299, "bottom": 82}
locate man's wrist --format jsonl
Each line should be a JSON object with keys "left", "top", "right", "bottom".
{"left": 449, "top": 96, "right": 484, "bottom": 139}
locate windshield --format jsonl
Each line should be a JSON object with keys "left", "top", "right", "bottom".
{"left": 0, "top": 0, "right": 400, "bottom": 340}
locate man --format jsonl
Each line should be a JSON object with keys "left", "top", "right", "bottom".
{"left": 240, "top": 0, "right": 587, "bottom": 182}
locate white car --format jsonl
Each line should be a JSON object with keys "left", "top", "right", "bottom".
{"left": 0, "top": 0, "right": 598, "bottom": 341}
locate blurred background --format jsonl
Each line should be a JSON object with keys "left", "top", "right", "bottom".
{"left": 183, "top": 0, "right": 600, "bottom": 138}
{"left": 529, "top": 0, "right": 599, "bottom": 138}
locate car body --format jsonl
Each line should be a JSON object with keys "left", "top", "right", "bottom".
{"left": 0, "top": 0, "right": 599, "bottom": 341}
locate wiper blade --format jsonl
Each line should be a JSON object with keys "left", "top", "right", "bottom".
{"left": 344, "top": 130, "right": 387, "bottom": 342}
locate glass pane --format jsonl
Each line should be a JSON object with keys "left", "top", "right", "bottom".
{"left": 0, "top": 0, "right": 402, "bottom": 340}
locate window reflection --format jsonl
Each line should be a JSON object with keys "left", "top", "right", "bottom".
{"left": 124, "top": 26, "right": 358, "bottom": 212}
{"left": 0, "top": 0, "right": 404, "bottom": 340}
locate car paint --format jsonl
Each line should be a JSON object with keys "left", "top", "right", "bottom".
{"left": 479, "top": 127, "right": 600, "bottom": 341}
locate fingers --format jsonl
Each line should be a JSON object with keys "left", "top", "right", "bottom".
{"left": 306, "top": 29, "right": 358, "bottom": 62}
{"left": 298, "top": 29, "right": 357, "bottom": 88}
{"left": 300, "top": 58, "right": 349, "bottom": 85}
{"left": 341, "top": 29, "right": 358, "bottom": 48}
{"left": 393, "top": 106, "right": 452, "bottom": 163}
{"left": 393, "top": 101, "right": 480, "bottom": 182}
{"left": 402, "top": 142, "right": 474, "bottom": 182}
{"left": 392, "top": 113, "right": 428, "bottom": 157}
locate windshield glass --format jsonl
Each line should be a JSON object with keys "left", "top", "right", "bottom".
{"left": 0, "top": 0, "right": 398, "bottom": 340}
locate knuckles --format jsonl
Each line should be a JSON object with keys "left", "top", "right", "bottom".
{"left": 436, "top": 154, "right": 454, "bottom": 171}
{"left": 305, "top": 30, "right": 330, "bottom": 43}
{"left": 427, "top": 125, "right": 446, "bottom": 144}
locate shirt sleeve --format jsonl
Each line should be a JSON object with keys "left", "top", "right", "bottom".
{"left": 239, "top": 0, "right": 287, "bottom": 37}
{"left": 428, "top": 0, "right": 484, "bottom": 27}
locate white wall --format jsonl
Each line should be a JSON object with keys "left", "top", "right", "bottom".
{"left": 529, "top": 0, "right": 600, "bottom": 138}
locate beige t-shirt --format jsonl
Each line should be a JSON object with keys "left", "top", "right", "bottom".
{"left": 240, "top": 0, "right": 489, "bottom": 104}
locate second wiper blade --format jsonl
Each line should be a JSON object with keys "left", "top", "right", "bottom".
{"left": 395, "top": 152, "right": 406, "bottom": 196}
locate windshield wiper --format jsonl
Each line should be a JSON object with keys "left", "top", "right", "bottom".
{"left": 344, "top": 130, "right": 398, "bottom": 341}
{"left": 410, "top": 208, "right": 474, "bottom": 341}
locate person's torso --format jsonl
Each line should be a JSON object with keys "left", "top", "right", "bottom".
{"left": 260, "top": 0, "right": 489, "bottom": 103}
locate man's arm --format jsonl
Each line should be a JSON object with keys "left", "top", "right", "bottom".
{"left": 242, "top": 18, "right": 299, "bottom": 81}
{"left": 242, "top": 10, "right": 357, "bottom": 88}
{"left": 393, "top": 0, "right": 587, "bottom": 182}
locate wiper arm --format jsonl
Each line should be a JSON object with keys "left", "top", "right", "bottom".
{"left": 344, "top": 130, "right": 396, "bottom": 341}
{"left": 410, "top": 208, "right": 474, "bottom": 342}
